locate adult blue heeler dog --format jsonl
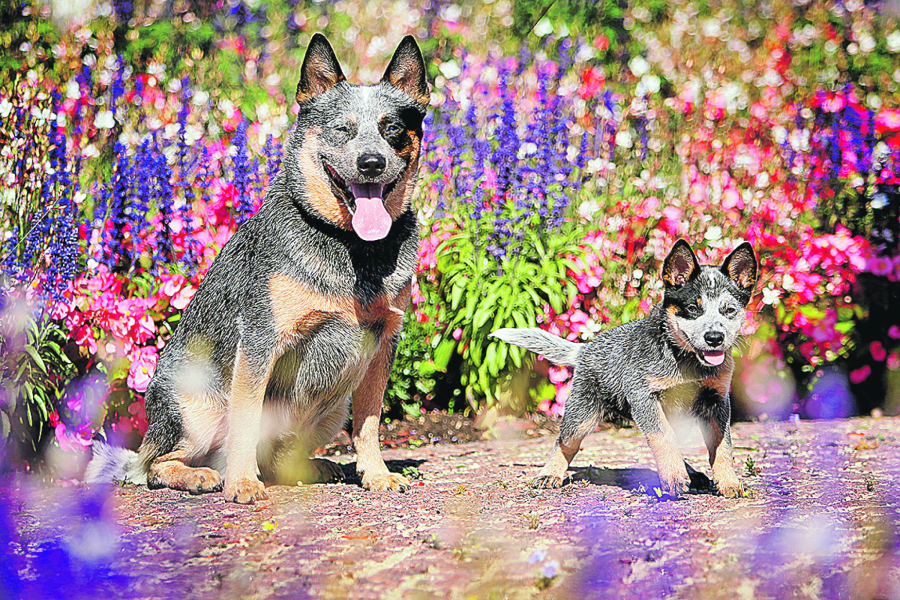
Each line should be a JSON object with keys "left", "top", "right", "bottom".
{"left": 86, "top": 34, "right": 430, "bottom": 503}
{"left": 492, "top": 240, "right": 758, "bottom": 498}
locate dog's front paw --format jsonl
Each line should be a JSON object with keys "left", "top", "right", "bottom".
{"left": 185, "top": 467, "right": 223, "bottom": 495}
{"left": 224, "top": 477, "right": 268, "bottom": 504}
{"left": 658, "top": 468, "right": 691, "bottom": 497}
{"left": 361, "top": 471, "right": 410, "bottom": 492}
{"left": 715, "top": 477, "right": 743, "bottom": 499}
{"left": 530, "top": 475, "right": 564, "bottom": 489}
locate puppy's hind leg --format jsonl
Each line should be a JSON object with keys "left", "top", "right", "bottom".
{"left": 531, "top": 383, "right": 599, "bottom": 489}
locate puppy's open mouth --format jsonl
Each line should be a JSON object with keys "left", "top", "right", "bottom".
{"left": 324, "top": 163, "right": 399, "bottom": 241}
{"left": 697, "top": 350, "right": 726, "bottom": 367}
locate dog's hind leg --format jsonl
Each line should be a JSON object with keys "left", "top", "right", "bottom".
{"left": 531, "top": 381, "right": 599, "bottom": 489}
{"left": 146, "top": 443, "right": 223, "bottom": 494}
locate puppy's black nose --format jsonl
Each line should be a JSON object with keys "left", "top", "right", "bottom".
{"left": 704, "top": 331, "right": 725, "bottom": 348}
{"left": 357, "top": 154, "right": 386, "bottom": 177}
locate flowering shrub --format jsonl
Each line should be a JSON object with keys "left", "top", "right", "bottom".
{"left": 2, "top": 0, "right": 900, "bottom": 468}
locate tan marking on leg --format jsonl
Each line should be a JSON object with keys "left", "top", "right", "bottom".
{"left": 644, "top": 404, "right": 689, "bottom": 496}
{"left": 352, "top": 336, "right": 409, "bottom": 492}
{"left": 269, "top": 273, "right": 357, "bottom": 341}
{"left": 223, "top": 343, "right": 272, "bottom": 504}
{"left": 532, "top": 417, "right": 596, "bottom": 488}
{"left": 147, "top": 449, "right": 222, "bottom": 494}
{"left": 703, "top": 418, "right": 742, "bottom": 498}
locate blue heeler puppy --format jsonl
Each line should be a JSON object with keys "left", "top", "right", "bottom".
{"left": 492, "top": 239, "right": 758, "bottom": 498}
{"left": 86, "top": 34, "right": 430, "bottom": 504}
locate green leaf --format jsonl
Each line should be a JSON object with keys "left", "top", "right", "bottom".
{"left": 24, "top": 346, "right": 48, "bottom": 375}
{"left": 433, "top": 338, "right": 456, "bottom": 371}
{"left": 485, "top": 342, "right": 499, "bottom": 377}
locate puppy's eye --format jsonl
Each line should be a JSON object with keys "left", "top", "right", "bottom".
{"left": 384, "top": 123, "right": 401, "bottom": 135}
{"left": 686, "top": 304, "right": 702, "bottom": 317}
{"left": 333, "top": 124, "right": 350, "bottom": 134}
{"left": 722, "top": 305, "right": 739, "bottom": 317}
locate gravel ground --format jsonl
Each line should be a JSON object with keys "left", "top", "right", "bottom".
{"left": 4, "top": 416, "right": 900, "bottom": 600}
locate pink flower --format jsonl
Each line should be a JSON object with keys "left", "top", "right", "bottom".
{"left": 74, "top": 324, "right": 97, "bottom": 354}
{"left": 875, "top": 107, "right": 900, "bottom": 135}
{"left": 452, "top": 328, "right": 463, "bottom": 341}
{"left": 127, "top": 346, "right": 158, "bottom": 393}
{"left": 849, "top": 365, "right": 871, "bottom": 384}
{"left": 870, "top": 341, "right": 887, "bottom": 362}
{"left": 548, "top": 365, "right": 570, "bottom": 384}
{"left": 171, "top": 285, "right": 196, "bottom": 310}
{"left": 889, "top": 325, "right": 900, "bottom": 339}
{"left": 888, "top": 352, "right": 900, "bottom": 371}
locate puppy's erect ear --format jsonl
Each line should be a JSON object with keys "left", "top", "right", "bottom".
{"left": 296, "top": 33, "right": 345, "bottom": 104}
{"left": 381, "top": 35, "right": 429, "bottom": 106}
{"left": 721, "top": 242, "right": 758, "bottom": 292}
{"left": 662, "top": 239, "right": 701, "bottom": 288}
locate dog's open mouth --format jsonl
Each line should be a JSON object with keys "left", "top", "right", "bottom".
{"left": 324, "top": 163, "right": 398, "bottom": 241}
{"left": 697, "top": 350, "right": 726, "bottom": 367}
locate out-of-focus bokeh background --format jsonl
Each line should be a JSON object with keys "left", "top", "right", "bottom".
{"left": 1, "top": 0, "right": 900, "bottom": 478}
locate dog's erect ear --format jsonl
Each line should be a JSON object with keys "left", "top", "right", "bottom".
{"left": 381, "top": 35, "right": 429, "bottom": 105}
{"left": 296, "top": 33, "right": 345, "bottom": 104}
{"left": 721, "top": 242, "right": 758, "bottom": 292}
{"left": 662, "top": 239, "right": 701, "bottom": 288}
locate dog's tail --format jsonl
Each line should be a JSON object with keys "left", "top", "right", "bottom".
{"left": 83, "top": 441, "right": 147, "bottom": 485}
{"left": 490, "top": 328, "right": 581, "bottom": 367}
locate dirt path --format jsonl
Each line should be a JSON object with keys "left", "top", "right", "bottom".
{"left": 5, "top": 417, "right": 900, "bottom": 599}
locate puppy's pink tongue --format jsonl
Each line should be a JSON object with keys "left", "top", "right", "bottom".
{"left": 703, "top": 351, "right": 725, "bottom": 366}
{"left": 350, "top": 183, "right": 391, "bottom": 241}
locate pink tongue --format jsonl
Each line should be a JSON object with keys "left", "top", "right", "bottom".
{"left": 350, "top": 183, "right": 391, "bottom": 241}
{"left": 703, "top": 351, "right": 725, "bottom": 366}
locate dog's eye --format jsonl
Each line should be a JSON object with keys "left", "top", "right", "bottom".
{"left": 685, "top": 304, "right": 702, "bottom": 317}
{"left": 722, "top": 305, "right": 739, "bottom": 317}
{"left": 334, "top": 124, "right": 350, "bottom": 133}
{"left": 384, "top": 123, "right": 401, "bottom": 135}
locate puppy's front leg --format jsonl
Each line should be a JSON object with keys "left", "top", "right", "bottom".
{"left": 224, "top": 342, "right": 271, "bottom": 504}
{"left": 698, "top": 387, "right": 742, "bottom": 498}
{"left": 632, "top": 394, "right": 690, "bottom": 496}
{"left": 352, "top": 335, "right": 410, "bottom": 492}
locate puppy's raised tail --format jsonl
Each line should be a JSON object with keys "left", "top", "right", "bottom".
{"left": 83, "top": 441, "right": 147, "bottom": 485}
{"left": 490, "top": 328, "right": 581, "bottom": 367}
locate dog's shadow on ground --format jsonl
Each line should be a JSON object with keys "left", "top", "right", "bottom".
{"left": 337, "top": 459, "right": 426, "bottom": 487}
{"left": 567, "top": 464, "right": 717, "bottom": 498}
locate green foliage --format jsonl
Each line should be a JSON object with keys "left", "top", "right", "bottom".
{"left": 0, "top": 309, "right": 74, "bottom": 450}
{"left": 385, "top": 313, "right": 439, "bottom": 418}
{"left": 430, "top": 222, "right": 583, "bottom": 412}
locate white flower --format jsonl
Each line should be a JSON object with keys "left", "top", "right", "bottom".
{"left": 93, "top": 110, "right": 115, "bottom": 129}
{"left": 704, "top": 226, "right": 722, "bottom": 241}
{"left": 533, "top": 18, "right": 553, "bottom": 37}
{"left": 66, "top": 79, "right": 81, "bottom": 99}
{"left": 615, "top": 130, "right": 633, "bottom": 149}
{"left": 0, "top": 98, "right": 12, "bottom": 119}
{"left": 887, "top": 31, "right": 900, "bottom": 53}
{"left": 629, "top": 55, "right": 651, "bottom": 78}
{"left": 439, "top": 60, "right": 461, "bottom": 79}
{"left": 640, "top": 74, "right": 660, "bottom": 95}
{"left": 762, "top": 287, "right": 781, "bottom": 306}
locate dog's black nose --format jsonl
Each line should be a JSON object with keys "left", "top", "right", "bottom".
{"left": 357, "top": 154, "right": 386, "bottom": 177}
{"left": 704, "top": 332, "right": 725, "bottom": 348}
